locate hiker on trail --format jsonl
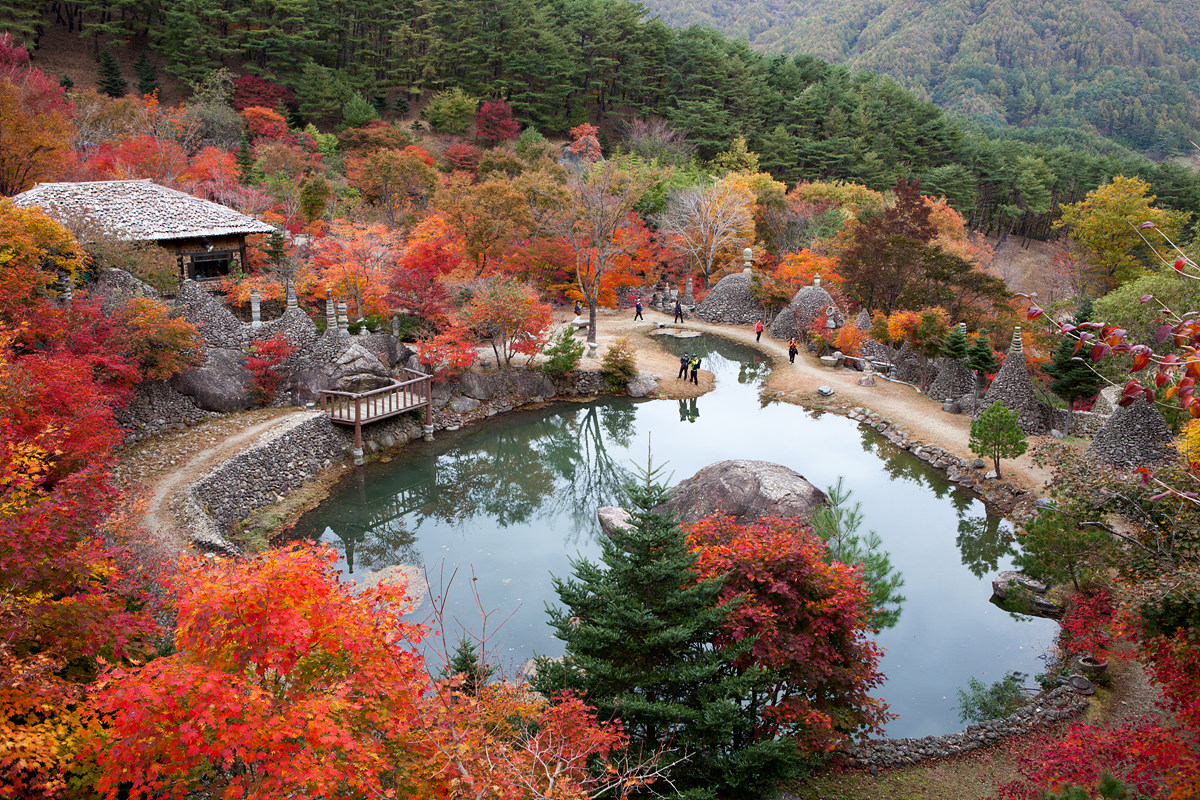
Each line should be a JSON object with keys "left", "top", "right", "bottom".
{"left": 755, "top": 318, "right": 764, "bottom": 342}
{"left": 634, "top": 297, "right": 643, "bottom": 320}
{"left": 673, "top": 299, "right": 684, "bottom": 323}
{"left": 788, "top": 338, "right": 798, "bottom": 363}
{"left": 689, "top": 354, "right": 701, "bottom": 385}
{"left": 574, "top": 299, "right": 582, "bottom": 316}
{"left": 678, "top": 351, "right": 690, "bottom": 379}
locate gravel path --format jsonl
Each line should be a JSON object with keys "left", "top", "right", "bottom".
{"left": 113, "top": 408, "right": 304, "bottom": 556}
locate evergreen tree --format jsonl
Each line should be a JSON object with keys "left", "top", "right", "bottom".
{"left": 394, "top": 94, "right": 410, "bottom": 115}
{"left": 967, "top": 336, "right": 999, "bottom": 397}
{"left": 969, "top": 402, "right": 1028, "bottom": 478}
{"left": 941, "top": 323, "right": 970, "bottom": 363}
{"left": 236, "top": 130, "right": 255, "bottom": 184}
{"left": 96, "top": 50, "right": 127, "bottom": 98}
{"left": 134, "top": 51, "right": 158, "bottom": 96}
{"left": 1047, "top": 300, "right": 1102, "bottom": 412}
{"left": 58, "top": 75, "right": 74, "bottom": 91}
{"left": 264, "top": 229, "right": 288, "bottom": 266}
{"left": 441, "top": 637, "right": 495, "bottom": 696}
{"left": 533, "top": 461, "right": 796, "bottom": 798}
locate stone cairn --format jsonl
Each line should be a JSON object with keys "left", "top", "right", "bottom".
{"left": 693, "top": 270, "right": 766, "bottom": 324}
{"left": 977, "top": 327, "right": 1050, "bottom": 434}
{"left": 768, "top": 275, "right": 845, "bottom": 343}
{"left": 853, "top": 307, "right": 872, "bottom": 330}
{"left": 1086, "top": 397, "right": 1179, "bottom": 468}
{"left": 927, "top": 323, "right": 976, "bottom": 404}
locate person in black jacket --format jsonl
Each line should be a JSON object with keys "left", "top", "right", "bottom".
{"left": 678, "top": 351, "right": 690, "bottom": 379}
{"left": 673, "top": 299, "right": 684, "bottom": 323}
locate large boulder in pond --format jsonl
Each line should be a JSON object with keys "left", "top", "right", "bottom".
{"left": 170, "top": 347, "right": 256, "bottom": 412}
{"left": 662, "top": 459, "right": 826, "bottom": 525}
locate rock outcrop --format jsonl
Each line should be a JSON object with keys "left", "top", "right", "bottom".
{"left": 694, "top": 271, "right": 766, "bottom": 325}
{"left": 626, "top": 372, "right": 659, "bottom": 398}
{"left": 663, "top": 459, "right": 826, "bottom": 525}
{"left": 170, "top": 347, "right": 256, "bottom": 412}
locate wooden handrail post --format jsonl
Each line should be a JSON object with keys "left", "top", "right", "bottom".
{"left": 353, "top": 395, "right": 364, "bottom": 466}
{"left": 423, "top": 374, "right": 434, "bottom": 442}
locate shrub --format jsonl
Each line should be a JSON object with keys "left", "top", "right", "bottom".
{"left": 600, "top": 335, "right": 637, "bottom": 389}
{"left": 475, "top": 99, "right": 519, "bottom": 146}
{"left": 117, "top": 298, "right": 203, "bottom": 381}
{"left": 231, "top": 75, "right": 295, "bottom": 112}
{"left": 1060, "top": 589, "right": 1116, "bottom": 660}
{"left": 539, "top": 327, "right": 584, "bottom": 377}
{"left": 422, "top": 87, "right": 477, "bottom": 134}
{"left": 441, "top": 142, "right": 482, "bottom": 174}
{"left": 955, "top": 671, "right": 1028, "bottom": 723}
{"left": 246, "top": 333, "right": 295, "bottom": 403}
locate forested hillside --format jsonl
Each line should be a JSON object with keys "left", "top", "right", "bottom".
{"left": 10, "top": 0, "right": 1200, "bottom": 242}
{"left": 640, "top": 0, "right": 1200, "bottom": 156}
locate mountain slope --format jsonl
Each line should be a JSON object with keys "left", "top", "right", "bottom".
{"left": 641, "top": 0, "right": 1200, "bottom": 155}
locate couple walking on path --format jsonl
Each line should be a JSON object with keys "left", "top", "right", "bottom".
{"left": 677, "top": 351, "right": 701, "bottom": 384}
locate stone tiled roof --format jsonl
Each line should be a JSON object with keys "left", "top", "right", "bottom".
{"left": 13, "top": 179, "right": 274, "bottom": 242}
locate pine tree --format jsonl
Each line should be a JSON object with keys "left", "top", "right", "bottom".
{"left": 1047, "top": 301, "right": 1102, "bottom": 412}
{"left": 941, "top": 323, "right": 970, "bottom": 363}
{"left": 394, "top": 94, "right": 410, "bottom": 115}
{"left": 96, "top": 50, "right": 127, "bottom": 98}
{"left": 969, "top": 402, "right": 1028, "bottom": 478}
{"left": 134, "top": 51, "right": 158, "bottom": 96}
{"left": 236, "top": 129, "right": 255, "bottom": 184}
{"left": 58, "top": 74, "right": 74, "bottom": 91}
{"left": 533, "top": 461, "right": 795, "bottom": 798}
{"left": 441, "top": 637, "right": 495, "bottom": 696}
{"left": 967, "top": 336, "right": 999, "bottom": 397}
{"left": 264, "top": 229, "right": 288, "bottom": 266}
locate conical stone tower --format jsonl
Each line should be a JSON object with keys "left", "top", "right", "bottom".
{"left": 978, "top": 327, "right": 1050, "bottom": 434}
{"left": 694, "top": 271, "right": 766, "bottom": 324}
{"left": 1086, "top": 397, "right": 1178, "bottom": 468}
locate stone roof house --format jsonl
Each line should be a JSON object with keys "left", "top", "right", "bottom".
{"left": 13, "top": 179, "right": 274, "bottom": 284}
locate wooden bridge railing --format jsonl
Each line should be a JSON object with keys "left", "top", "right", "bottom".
{"left": 319, "top": 368, "right": 433, "bottom": 465}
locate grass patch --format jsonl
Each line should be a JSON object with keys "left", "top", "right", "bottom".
{"left": 231, "top": 466, "right": 348, "bottom": 552}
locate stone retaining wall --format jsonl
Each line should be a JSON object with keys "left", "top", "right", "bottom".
{"left": 182, "top": 366, "right": 620, "bottom": 552}
{"left": 116, "top": 380, "right": 219, "bottom": 444}
{"left": 838, "top": 686, "right": 1089, "bottom": 770}
{"left": 847, "top": 406, "right": 1035, "bottom": 519}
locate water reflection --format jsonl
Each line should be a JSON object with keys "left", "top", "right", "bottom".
{"left": 295, "top": 333, "right": 1057, "bottom": 737}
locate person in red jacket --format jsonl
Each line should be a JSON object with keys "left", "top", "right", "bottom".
{"left": 755, "top": 318, "right": 764, "bottom": 342}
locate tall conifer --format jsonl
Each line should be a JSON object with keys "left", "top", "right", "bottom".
{"left": 533, "top": 461, "right": 796, "bottom": 798}
{"left": 96, "top": 50, "right": 127, "bottom": 98}
{"left": 134, "top": 51, "right": 158, "bottom": 96}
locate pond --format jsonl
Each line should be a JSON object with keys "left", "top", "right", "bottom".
{"left": 294, "top": 334, "right": 1058, "bottom": 738}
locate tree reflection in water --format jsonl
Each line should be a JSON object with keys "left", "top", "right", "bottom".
{"left": 312, "top": 400, "right": 638, "bottom": 565}
{"left": 955, "top": 514, "right": 1016, "bottom": 578}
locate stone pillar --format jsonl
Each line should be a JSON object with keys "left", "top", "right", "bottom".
{"left": 250, "top": 288, "right": 262, "bottom": 328}
{"left": 391, "top": 314, "right": 401, "bottom": 337}
{"left": 743, "top": 246, "right": 754, "bottom": 275}
{"left": 1011, "top": 326, "right": 1023, "bottom": 354}
{"left": 286, "top": 279, "right": 298, "bottom": 310}
{"left": 813, "top": 273, "right": 821, "bottom": 288}
{"left": 423, "top": 424, "right": 434, "bottom": 442}
{"left": 58, "top": 270, "right": 73, "bottom": 304}
{"left": 337, "top": 301, "right": 349, "bottom": 333}
{"left": 684, "top": 276, "right": 695, "bottom": 305}
{"left": 326, "top": 290, "right": 336, "bottom": 332}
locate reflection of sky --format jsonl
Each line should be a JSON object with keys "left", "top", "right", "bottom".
{"left": 296, "top": 335, "right": 1057, "bottom": 738}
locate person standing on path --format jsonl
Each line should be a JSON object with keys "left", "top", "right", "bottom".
{"left": 788, "top": 338, "right": 798, "bottom": 363}
{"left": 634, "top": 297, "right": 643, "bottom": 320}
{"left": 678, "top": 351, "right": 690, "bottom": 380}
{"left": 755, "top": 318, "right": 764, "bottom": 342}
{"left": 689, "top": 354, "right": 701, "bottom": 385}
{"left": 674, "top": 299, "right": 684, "bottom": 323}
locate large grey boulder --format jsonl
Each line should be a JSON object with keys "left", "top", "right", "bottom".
{"left": 170, "top": 347, "right": 256, "bottom": 412}
{"left": 460, "top": 371, "right": 492, "bottom": 400}
{"left": 597, "top": 506, "right": 633, "bottom": 536}
{"left": 331, "top": 341, "right": 392, "bottom": 393}
{"left": 627, "top": 372, "right": 659, "bottom": 398}
{"left": 663, "top": 459, "right": 827, "bottom": 525}
{"left": 512, "top": 369, "right": 556, "bottom": 399}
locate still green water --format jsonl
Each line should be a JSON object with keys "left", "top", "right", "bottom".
{"left": 294, "top": 334, "right": 1057, "bottom": 738}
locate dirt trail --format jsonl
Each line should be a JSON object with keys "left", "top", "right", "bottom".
{"left": 114, "top": 408, "right": 304, "bottom": 555}
{"left": 585, "top": 305, "right": 1057, "bottom": 495}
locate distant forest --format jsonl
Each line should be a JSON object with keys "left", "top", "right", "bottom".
{"left": 8, "top": 0, "right": 1200, "bottom": 239}
{"left": 640, "top": 0, "right": 1200, "bottom": 157}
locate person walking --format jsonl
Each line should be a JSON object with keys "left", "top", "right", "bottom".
{"left": 788, "top": 338, "right": 798, "bottom": 363}
{"left": 673, "top": 299, "right": 684, "bottom": 323}
{"left": 678, "top": 351, "right": 690, "bottom": 380}
{"left": 574, "top": 299, "right": 582, "bottom": 316}
{"left": 755, "top": 318, "right": 764, "bottom": 342}
{"left": 633, "top": 297, "right": 643, "bottom": 320}
{"left": 689, "top": 354, "right": 701, "bottom": 385}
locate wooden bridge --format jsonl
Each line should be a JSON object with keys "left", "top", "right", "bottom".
{"left": 319, "top": 368, "right": 434, "bottom": 464}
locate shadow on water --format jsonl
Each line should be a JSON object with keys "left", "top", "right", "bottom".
{"left": 293, "top": 333, "right": 1056, "bottom": 738}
